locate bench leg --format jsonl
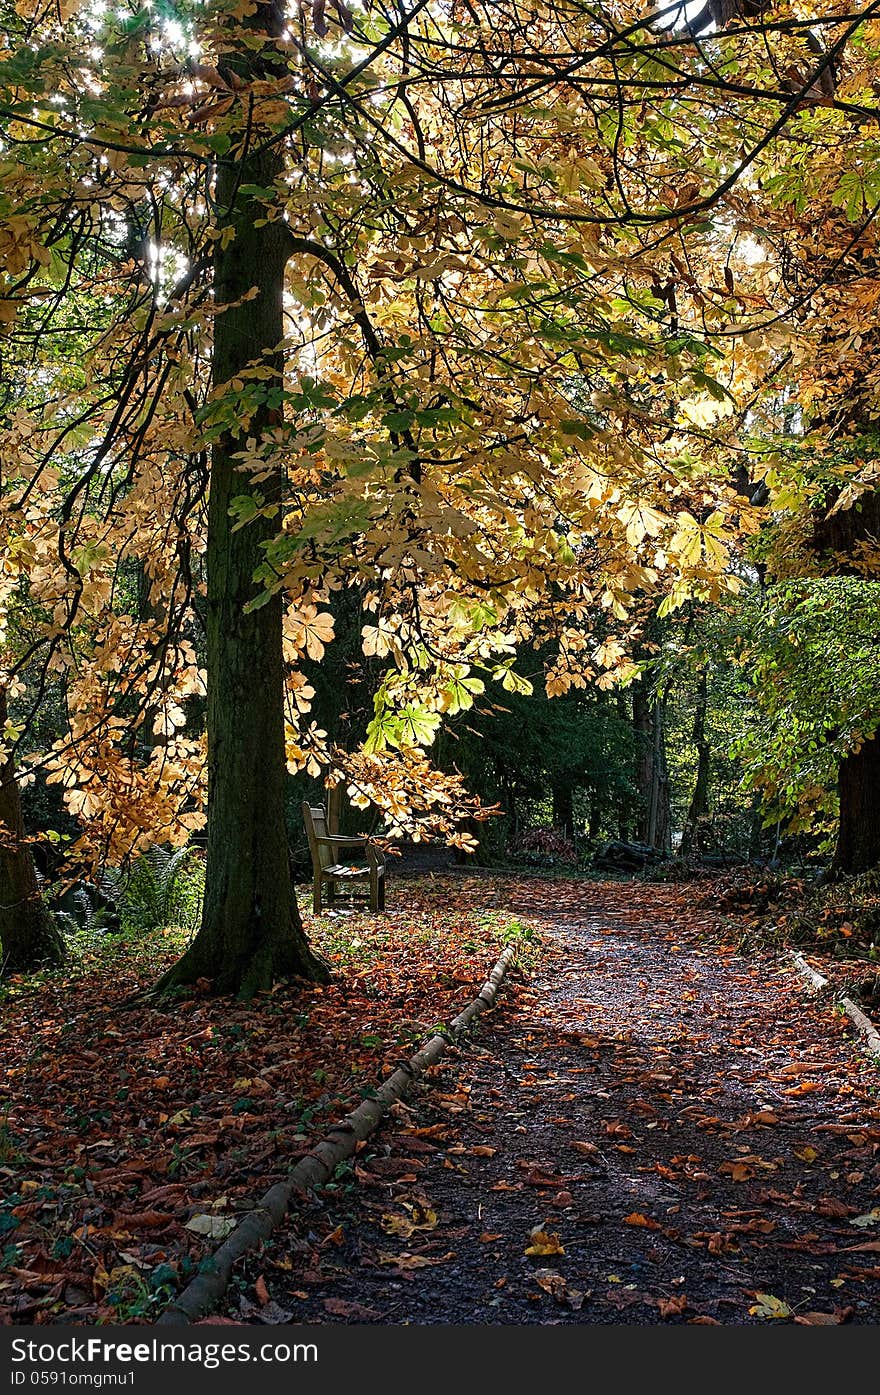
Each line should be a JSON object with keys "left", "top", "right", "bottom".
{"left": 313, "top": 873, "right": 322, "bottom": 915}
{"left": 367, "top": 870, "right": 385, "bottom": 912}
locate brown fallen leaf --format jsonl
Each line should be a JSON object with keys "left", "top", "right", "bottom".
{"left": 113, "top": 1211, "right": 176, "bottom": 1230}
{"left": 719, "top": 1161, "right": 754, "bottom": 1182}
{"left": 254, "top": 1275, "right": 270, "bottom": 1306}
{"left": 323, "top": 1298, "right": 381, "bottom": 1320}
{"left": 534, "top": 1268, "right": 567, "bottom": 1300}
{"left": 657, "top": 1294, "right": 689, "bottom": 1317}
{"left": 817, "top": 1198, "right": 852, "bottom": 1219}
{"left": 777, "top": 1062, "right": 833, "bottom": 1076}
{"left": 623, "top": 1212, "right": 660, "bottom": 1230}
{"left": 793, "top": 1312, "right": 843, "bottom": 1326}
{"left": 377, "top": 1251, "right": 454, "bottom": 1270}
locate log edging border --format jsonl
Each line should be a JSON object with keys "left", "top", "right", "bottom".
{"left": 789, "top": 949, "right": 880, "bottom": 1062}
{"left": 157, "top": 942, "right": 517, "bottom": 1324}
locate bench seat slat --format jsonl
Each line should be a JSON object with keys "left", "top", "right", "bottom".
{"left": 303, "top": 799, "right": 386, "bottom": 913}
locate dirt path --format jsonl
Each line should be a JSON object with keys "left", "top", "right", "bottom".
{"left": 219, "top": 881, "right": 880, "bottom": 1325}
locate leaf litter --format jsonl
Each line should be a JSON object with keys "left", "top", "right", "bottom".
{"left": 0, "top": 880, "right": 507, "bottom": 1323}
{"left": 217, "top": 874, "right": 880, "bottom": 1326}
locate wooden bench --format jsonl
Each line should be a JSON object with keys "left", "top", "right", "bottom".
{"left": 301, "top": 800, "right": 386, "bottom": 914}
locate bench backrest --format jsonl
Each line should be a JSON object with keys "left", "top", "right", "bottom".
{"left": 302, "top": 801, "right": 332, "bottom": 871}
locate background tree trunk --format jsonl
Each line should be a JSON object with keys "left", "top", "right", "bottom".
{"left": 0, "top": 688, "right": 64, "bottom": 973}
{"left": 552, "top": 781, "right": 574, "bottom": 840}
{"left": 808, "top": 329, "right": 880, "bottom": 873}
{"left": 832, "top": 736, "right": 880, "bottom": 876}
{"left": 633, "top": 681, "right": 672, "bottom": 852}
{"left": 681, "top": 669, "right": 710, "bottom": 860}
{"left": 158, "top": 6, "right": 327, "bottom": 996}
{"left": 812, "top": 495, "right": 880, "bottom": 874}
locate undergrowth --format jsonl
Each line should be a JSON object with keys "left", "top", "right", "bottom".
{"left": 700, "top": 867, "right": 880, "bottom": 960}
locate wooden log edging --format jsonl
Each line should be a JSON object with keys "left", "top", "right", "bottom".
{"left": 157, "top": 942, "right": 517, "bottom": 1325}
{"left": 788, "top": 949, "right": 880, "bottom": 1063}
{"left": 790, "top": 949, "right": 832, "bottom": 995}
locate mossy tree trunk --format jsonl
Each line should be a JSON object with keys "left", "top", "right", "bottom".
{"left": 0, "top": 687, "right": 64, "bottom": 973}
{"left": 158, "top": 5, "right": 327, "bottom": 997}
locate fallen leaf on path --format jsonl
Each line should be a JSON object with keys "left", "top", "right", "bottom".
{"left": 623, "top": 1213, "right": 660, "bottom": 1229}
{"left": 525, "top": 1226, "right": 565, "bottom": 1257}
{"left": 323, "top": 1298, "right": 381, "bottom": 1320}
{"left": 380, "top": 1209, "right": 437, "bottom": 1239}
{"left": 749, "top": 1292, "right": 793, "bottom": 1319}
{"left": 657, "top": 1294, "right": 689, "bottom": 1317}
{"left": 849, "top": 1210, "right": 880, "bottom": 1229}
{"left": 719, "top": 1161, "right": 754, "bottom": 1182}
{"left": 570, "top": 1141, "right": 600, "bottom": 1157}
{"left": 377, "top": 1251, "right": 453, "bottom": 1269}
{"left": 184, "top": 1214, "right": 237, "bottom": 1239}
{"left": 534, "top": 1268, "right": 566, "bottom": 1299}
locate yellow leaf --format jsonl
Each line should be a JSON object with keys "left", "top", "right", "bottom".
{"left": 749, "top": 1292, "right": 792, "bottom": 1319}
{"left": 525, "top": 1227, "right": 565, "bottom": 1257}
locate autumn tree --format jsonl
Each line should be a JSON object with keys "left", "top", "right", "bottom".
{"left": 3, "top": 0, "right": 879, "bottom": 989}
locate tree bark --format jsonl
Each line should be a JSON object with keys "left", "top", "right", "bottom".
{"left": 633, "top": 680, "right": 672, "bottom": 852}
{"left": 831, "top": 735, "right": 880, "bottom": 876}
{"left": 681, "top": 669, "right": 710, "bottom": 860}
{"left": 0, "top": 687, "right": 64, "bottom": 973}
{"left": 811, "top": 489, "right": 880, "bottom": 873}
{"left": 552, "top": 781, "right": 574, "bottom": 840}
{"left": 157, "top": 6, "right": 327, "bottom": 996}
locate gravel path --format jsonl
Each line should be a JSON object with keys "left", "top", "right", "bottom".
{"left": 220, "top": 883, "right": 880, "bottom": 1325}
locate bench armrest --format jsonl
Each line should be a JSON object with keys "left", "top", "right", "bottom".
{"left": 315, "top": 835, "right": 385, "bottom": 869}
